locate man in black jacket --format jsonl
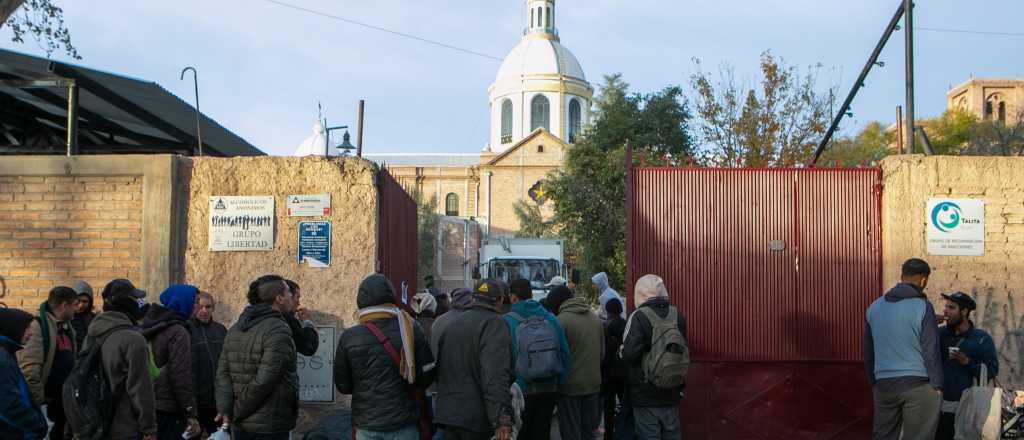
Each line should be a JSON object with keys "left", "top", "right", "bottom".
{"left": 434, "top": 279, "right": 514, "bottom": 440}
{"left": 621, "top": 274, "right": 686, "bottom": 440}
{"left": 188, "top": 291, "right": 228, "bottom": 436}
{"left": 284, "top": 280, "right": 320, "bottom": 356}
{"left": 334, "top": 274, "right": 435, "bottom": 440}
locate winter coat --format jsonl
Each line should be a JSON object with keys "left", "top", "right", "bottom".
{"left": 556, "top": 297, "right": 604, "bottom": 396}
{"left": 187, "top": 317, "right": 227, "bottom": 411}
{"left": 71, "top": 312, "right": 94, "bottom": 351}
{"left": 940, "top": 322, "right": 999, "bottom": 404}
{"left": 593, "top": 273, "right": 624, "bottom": 320}
{"left": 86, "top": 311, "right": 157, "bottom": 439}
{"left": 434, "top": 302, "right": 515, "bottom": 433}
{"left": 141, "top": 304, "right": 196, "bottom": 418}
{"left": 0, "top": 336, "right": 48, "bottom": 440}
{"left": 620, "top": 297, "right": 687, "bottom": 407}
{"left": 216, "top": 304, "right": 298, "bottom": 434}
{"left": 334, "top": 289, "right": 435, "bottom": 432}
{"left": 602, "top": 315, "right": 627, "bottom": 387}
{"left": 431, "top": 309, "right": 466, "bottom": 357}
{"left": 286, "top": 313, "right": 320, "bottom": 357}
{"left": 503, "top": 299, "right": 571, "bottom": 395}
{"left": 17, "top": 303, "right": 77, "bottom": 406}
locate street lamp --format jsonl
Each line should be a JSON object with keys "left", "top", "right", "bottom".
{"left": 324, "top": 125, "right": 355, "bottom": 156}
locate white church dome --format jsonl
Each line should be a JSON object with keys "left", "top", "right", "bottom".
{"left": 496, "top": 38, "right": 586, "bottom": 82}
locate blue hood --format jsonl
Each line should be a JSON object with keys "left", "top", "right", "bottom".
{"left": 159, "top": 284, "right": 197, "bottom": 319}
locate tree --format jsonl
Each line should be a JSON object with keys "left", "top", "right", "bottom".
{"left": 960, "top": 108, "right": 1024, "bottom": 156}
{"left": 690, "top": 51, "right": 835, "bottom": 167}
{"left": 513, "top": 199, "right": 555, "bottom": 238}
{"left": 2, "top": 0, "right": 79, "bottom": 59}
{"left": 545, "top": 74, "right": 695, "bottom": 297}
{"left": 817, "top": 122, "right": 893, "bottom": 167}
{"left": 411, "top": 189, "right": 440, "bottom": 281}
{"left": 920, "top": 109, "right": 977, "bottom": 155}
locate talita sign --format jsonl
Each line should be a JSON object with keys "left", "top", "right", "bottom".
{"left": 926, "top": 198, "right": 984, "bottom": 256}
{"left": 209, "top": 196, "right": 275, "bottom": 251}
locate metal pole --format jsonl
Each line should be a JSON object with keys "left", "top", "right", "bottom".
{"left": 356, "top": 100, "right": 365, "bottom": 157}
{"left": 624, "top": 140, "right": 633, "bottom": 311}
{"left": 66, "top": 81, "right": 78, "bottom": 156}
{"left": 904, "top": 0, "right": 915, "bottom": 154}
{"left": 896, "top": 105, "right": 904, "bottom": 154}
{"left": 810, "top": 1, "right": 905, "bottom": 165}
{"left": 180, "top": 67, "right": 203, "bottom": 156}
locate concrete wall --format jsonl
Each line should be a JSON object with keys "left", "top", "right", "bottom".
{"left": 882, "top": 154, "right": 1024, "bottom": 387}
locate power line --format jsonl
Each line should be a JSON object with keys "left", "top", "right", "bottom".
{"left": 261, "top": 0, "right": 504, "bottom": 61}
{"left": 916, "top": 26, "right": 1024, "bottom": 37}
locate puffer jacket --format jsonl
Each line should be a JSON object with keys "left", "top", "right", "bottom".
{"left": 0, "top": 335, "right": 48, "bottom": 439}
{"left": 141, "top": 304, "right": 196, "bottom": 418}
{"left": 216, "top": 304, "right": 298, "bottom": 434}
{"left": 434, "top": 301, "right": 515, "bottom": 433}
{"left": 87, "top": 311, "right": 157, "bottom": 439}
{"left": 188, "top": 317, "right": 227, "bottom": 411}
{"left": 17, "top": 303, "right": 77, "bottom": 405}
{"left": 334, "top": 297, "right": 435, "bottom": 431}
{"left": 557, "top": 297, "right": 604, "bottom": 396}
{"left": 620, "top": 297, "right": 687, "bottom": 407}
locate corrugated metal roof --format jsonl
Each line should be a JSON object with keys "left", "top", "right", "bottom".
{"left": 363, "top": 154, "right": 480, "bottom": 167}
{"left": 0, "top": 49, "right": 263, "bottom": 156}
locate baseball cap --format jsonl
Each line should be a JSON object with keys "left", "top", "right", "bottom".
{"left": 545, "top": 276, "right": 567, "bottom": 288}
{"left": 941, "top": 292, "right": 976, "bottom": 311}
{"left": 473, "top": 279, "right": 504, "bottom": 300}
{"left": 102, "top": 278, "right": 147, "bottom": 301}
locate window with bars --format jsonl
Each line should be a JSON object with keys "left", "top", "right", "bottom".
{"left": 445, "top": 193, "right": 459, "bottom": 217}
{"left": 531, "top": 94, "right": 550, "bottom": 132}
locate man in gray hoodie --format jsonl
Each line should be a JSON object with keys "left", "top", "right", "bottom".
{"left": 592, "top": 273, "right": 623, "bottom": 320}
{"left": 863, "top": 258, "right": 943, "bottom": 440}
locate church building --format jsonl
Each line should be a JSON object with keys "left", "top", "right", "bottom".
{"left": 366, "top": 0, "right": 592, "bottom": 237}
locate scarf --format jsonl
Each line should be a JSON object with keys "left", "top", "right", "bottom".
{"left": 358, "top": 303, "right": 417, "bottom": 384}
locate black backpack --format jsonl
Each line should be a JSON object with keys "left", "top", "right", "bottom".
{"left": 63, "top": 326, "right": 128, "bottom": 440}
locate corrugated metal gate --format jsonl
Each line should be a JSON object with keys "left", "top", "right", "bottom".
{"left": 377, "top": 168, "right": 418, "bottom": 300}
{"left": 627, "top": 167, "right": 882, "bottom": 439}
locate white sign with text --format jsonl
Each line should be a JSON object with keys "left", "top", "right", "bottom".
{"left": 208, "top": 196, "right": 275, "bottom": 251}
{"left": 926, "top": 198, "right": 984, "bottom": 256}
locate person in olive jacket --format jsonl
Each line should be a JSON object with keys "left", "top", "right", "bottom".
{"left": 334, "top": 274, "right": 435, "bottom": 439}
{"left": 216, "top": 275, "right": 299, "bottom": 440}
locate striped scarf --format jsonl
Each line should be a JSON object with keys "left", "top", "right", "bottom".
{"left": 358, "top": 304, "right": 417, "bottom": 384}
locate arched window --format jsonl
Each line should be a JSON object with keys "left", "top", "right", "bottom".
{"left": 530, "top": 8, "right": 534, "bottom": 29}
{"left": 986, "top": 94, "right": 1004, "bottom": 122}
{"left": 998, "top": 102, "right": 1007, "bottom": 124}
{"left": 501, "top": 99, "right": 513, "bottom": 144}
{"left": 530, "top": 94, "right": 550, "bottom": 132}
{"left": 536, "top": 7, "right": 542, "bottom": 27}
{"left": 537, "top": 145, "right": 544, "bottom": 153}
{"left": 568, "top": 98, "right": 582, "bottom": 143}
{"left": 546, "top": 6, "right": 551, "bottom": 29}
{"left": 445, "top": 193, "right": 459, "bottom": 217}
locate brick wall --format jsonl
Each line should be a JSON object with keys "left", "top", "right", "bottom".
{"left": 0, "top": 175, "right": 143, "bottom": 308}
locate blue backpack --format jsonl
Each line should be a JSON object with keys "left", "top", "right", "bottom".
{"left": 508, "top": 312, "right": 564, "bottom": 381}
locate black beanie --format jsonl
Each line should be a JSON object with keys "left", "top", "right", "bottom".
{"left": 509, "top": 279, "right": 532, "bottom": 300}
{"left": 0, "top": 308, "right": 34, "bottom": 345}
{"left": 605, "top": 298, "right": 623, "bottom": 315}
{"left": 545, "top": 285, "right": 574, "bottom": 314}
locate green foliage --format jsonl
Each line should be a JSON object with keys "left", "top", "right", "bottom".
{"left": 411, "top": 189, "right": 440, "bottom": 281}
{"left": 4, "top": 0, "right": 80, "bottom": 59}
{"left": 513, "top": 199, "right": 555, "bottom": 238}
{"left": 959, "top": 108, "right": 1024, "bottom": 156}
{"left": 818, "top": 122, "right": 893, "bottom": 167}
{"left": 545, "top": 74, "right": 694, "bottom": 296}
{"left": 921, "top": 109, "right": 977, "bottom": 155}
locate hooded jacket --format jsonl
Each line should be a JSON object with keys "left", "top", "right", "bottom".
{"left": 503, "top": 299, "right": 571, "bottom": 394}
{"left": 557, "top": 297, "right": 604, "bottom": 396}
{"left": 86, "top": 311, "right": 157, "bottom": 439}
{"left": 434, "top": 301, "right": 514, "bottom": 433}
{"left": 187, "top": 316, "right": 227, "bottom": 411}
{"left": 620, "top": 297, "right": 687, "bottom": 407}
{"left": 17, "top": 302, "right": 77, "bottom": 406}
{"left": 0, "top": 332, "right": 48, "bottom": 440}
{"left": 940, "top": 322, "right": 998, "bottom": 405}
{"left": 71, "top": 290, "right": 95, "bottom": 350}
{"left": 430, "top": 288, "right": 472, "bottom": 356}
{"left": 216, "top": 304, "right": 298, "bottom": 434}
{"left": 593, "top": 273, "right": 624, "bottom": 320}
{"left": 863, "top": 283, "right": 943, "bottom": 390}
{"left": 141, "top": 303, "right": 196, "bottom": 418}
{"left": 334, "top": 276, "right": 435, "bottom": 432}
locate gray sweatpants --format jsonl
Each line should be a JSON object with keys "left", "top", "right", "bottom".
{"left": 558, "top": 393, "right": 601, "bottom": 440}
{"left": 871, "top": 383, "right": 941, "bottom": 440}
{"left": 633, "top": 405, "right": 681, "bottom": 440}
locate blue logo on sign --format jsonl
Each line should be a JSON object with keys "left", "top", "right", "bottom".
{"left": 931, "top": 202, "right": 962, "bottom": 232}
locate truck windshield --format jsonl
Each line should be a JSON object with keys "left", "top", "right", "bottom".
{"left": 489, "top": 259, "right": 560, "bottom": 290}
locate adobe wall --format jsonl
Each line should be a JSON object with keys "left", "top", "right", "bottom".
{"left": 882, "top": 154, "right": 1024, "bottom": 388}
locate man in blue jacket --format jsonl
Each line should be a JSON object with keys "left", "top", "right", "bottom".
{"left": 864, "top": 258, "right": 944, "bottom": 440}
{"left": 504, "top": 279, "right": 571, "bottom": 439}
{"left": 935, "top": 291, "right": 998, "bottom": 440}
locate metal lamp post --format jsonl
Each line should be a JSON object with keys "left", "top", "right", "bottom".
{"left": 180, "top": 67, "right": 203, "bottom": 156}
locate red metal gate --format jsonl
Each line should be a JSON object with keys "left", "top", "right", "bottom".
{"left": 627, "top": 166, "right": 882, "bottom": 439}
{"left": 377, "top": 168, "right": 418, "bottom": 299}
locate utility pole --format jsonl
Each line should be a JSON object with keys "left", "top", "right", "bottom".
{"left": 904, "top": 0, "right": 915, "bottom": 154}
{"left": 356, "top": 100, "right": 365, "bottom": 157}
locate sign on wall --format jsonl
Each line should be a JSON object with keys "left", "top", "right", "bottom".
{"left": 297, "top": 326, "right": 335, "bottom": 403}
{"left": 297, "top": 221, "right": 331, "bottom": 267}
{"left": 288, "top": 194, "right": 331, "bottom": 217}
{"left": 208, "top": 196, "right": 275, "bottom": 251}
{"left": 926, "top": 198, "right": 984, "bottom": 256}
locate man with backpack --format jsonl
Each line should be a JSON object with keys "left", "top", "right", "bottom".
{"left": 503, "top": 279, "right": 571, "bottom": 439}
{"left": 547, "top": 285, "right": 604, "bottom": 440}
{"left": 334, "top": 274, "right": 436, "bottom": 440}
{"left": 19, "top": 285, "right": 79, "bottom": 440}
{"left": 621, "top": 274, "right": 688, "bottom": 440}
{"left": 65, "top": 278, "right": 157, "bottom": 440}
{"left": 142, "top": 284, "right": 201, "bottom": 439}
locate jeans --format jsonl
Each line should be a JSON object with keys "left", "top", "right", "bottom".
{"left": 601, "top": 385, "right": 624, "bottom": 440}
{"left": 557, "top": 393, "right": 601, "bottom": 440}
{"left": 46, "top": 397, "right": 67, "bottom": 440}
{"left": 871, "top": 383, "right": 941, "bottom": 440}
{"left": 633, "top": 405, "right": 681, "bottom": 440}
{"left": 356, "top": 424, "right": 419, "bottom": 440}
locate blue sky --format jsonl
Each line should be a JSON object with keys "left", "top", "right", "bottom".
{"left": 3, "top": 0, "right": 1022, "bottom": 156}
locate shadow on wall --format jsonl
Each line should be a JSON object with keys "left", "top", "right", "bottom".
{"left": 974, "top": 286, "right": 1024, "bottom": 389}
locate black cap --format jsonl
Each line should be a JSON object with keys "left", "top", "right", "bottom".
{"left": 474, "top": 279, "right": 504, "bottom": 300}
{"left": 941, "top": 292, "right": 976, "bottom": 311}
{"left": 102, "top": 278, "right": 147, "bottom": 301}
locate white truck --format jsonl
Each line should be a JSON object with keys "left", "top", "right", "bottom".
{"left": 476, "top": 237, "right": 565, "bottom": 301}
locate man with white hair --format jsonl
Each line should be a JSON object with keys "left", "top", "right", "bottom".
{"left": 620, "top": 274, "right": 688, "bottom": 440}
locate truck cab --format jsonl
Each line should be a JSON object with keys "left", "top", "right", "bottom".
{"left": 477, "top": 237, "right": 564, "bottom": 301}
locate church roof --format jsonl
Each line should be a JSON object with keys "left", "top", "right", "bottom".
{"left": 485, "top": 128, "right": 564, "bottom": 166}
{"left": 496, "top": 37, "right": 586, "bottom": 82}
{"left": 363, "top": 153, "right": 479, "bottom": 167}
